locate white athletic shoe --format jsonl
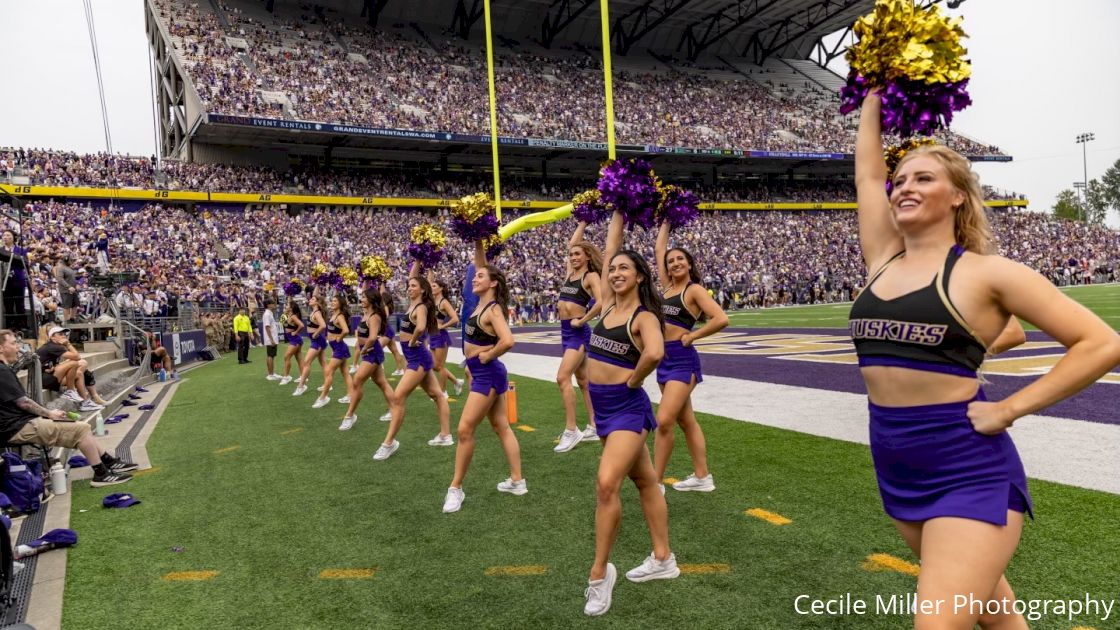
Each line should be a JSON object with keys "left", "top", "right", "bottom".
{"left": 427, "top": 434, "right": 454, "bottom": 447}
{"left": 292, "top": 385, "right": 308, "bottom": 396}
{"left": 339, "top": 415, "right": 357, "bottom": 431}
{"left": 379, "top": 411, "right": 392, "bottom": 422}
{"left": 79, "top": 399, "right": 104, "bottom": 412}
{"left": 442, "top": 486, "right": 465, "bottom": 513}
{"left": 496, "top": 478, "right": 527, "bottom": 496}
{"left": 392, "top": 369, "right": 404, "bottom": 377}
{"left": 672, "top": 474, "right": 715, "bottom": 492}
{"left": 625, "top": 553, "right": 680, "bottom": 583}
{"left": 373, "top": 440, "right": 399, "bottom": 461}
{"left": 278, "top": 376, "right": 292, "bottom": 385}
{"left": 580, "top": 426, "right": 600, "bottom": 442}
{"left": 266, "top": 374, "right": 281, "bottom": 381}
{"left": 348, "top": 365, "right": 358, "bottom": 375}
{"left": 441, "top": 391, "right": 449, "bottom": 399}
{"left": 658, "top": 483, "right": 666, "bottom": 496}
{"left": 554, "top": 429, "right": 582, "bottom": 453}
{"left": 311, "top": 397, "right": 331, "bottom": 409}
{"left": 63, "top": 389, "right": 84, "bottom": 403}
{"left": 453, "top": 380, "right": 463, "bottom": 396}
{"left": 317, "top": 384, "right": 330, "bottom": 392}
{"left": 338, "top": 395, "right": 351, "bottom": 404}
{"left": 584, "top": 563, "right": 617, "bottom": 616}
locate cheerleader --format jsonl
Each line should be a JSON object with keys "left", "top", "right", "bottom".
{"left": 852, "top": 90, "right": 1120, "bottom": 627}
{"left": 340, "top": 288, "right": 400, "bottom": 430}
{"left": 311, "top": 295, "right": 354, "bottom": 409}
{"left": 277, "top": 300, "right": 305, "bottom": 385}
{"left": 651, "top": 219, "right": 728, "bottom": 492}
{"left": 428, "top": 275, "right": 464, "bottom": 397}
{"left": 292, "top": 293, "right": 328, "bottom": 397}
{"left": 373, "top": 264, "right": 453, "bottom": 460}
{"left": 441, "top": 241, "right": 524, "bottom": 513}
{"left": 380, "top": 285, "right": 407, "bottom": 377}
{"left": 583, "top": 209, "right": 677, "bottom": 617}
{"left": 554, "top": 220, "right": 603, "bottom": 453}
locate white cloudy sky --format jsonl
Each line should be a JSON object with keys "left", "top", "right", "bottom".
{"left": 0, "top": 0, "right": 1117, "bottom": 225}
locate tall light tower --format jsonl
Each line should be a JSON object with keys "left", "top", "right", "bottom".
{"left": 1075, "top": 132, "right": 1095, "bottom": 221}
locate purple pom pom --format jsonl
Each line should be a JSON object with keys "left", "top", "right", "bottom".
{"left": 658, "top": 186, "right": 700, "bottom": 230}
{"left": 408, "top": 242, "right": 445, "bottom": 269}
{"left": 597, "top": 158, "right": 661, "bottom": 231}
{"left": 282, "top": 282, "right": 302, "bottom": 297}
{"left": 840, "top": 73, "right": 972, "bottom": 137}
{"left": 449, "top": 213, "right": 500, "bottom": 242}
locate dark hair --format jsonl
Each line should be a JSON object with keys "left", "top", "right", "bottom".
{"left": 363, "top": 288, "right": 388, "bottom": 336}
{"left": 287, "top": 300, "right": 303, "bottom": 321}
{"left": 331, "top": 294, "right": 350, "bottom": 323}
{"left": 665, "top": 247, "right": 702, "bottom": 285}
{"left": 481, "top": 264, "right": 510, "bottom": 317}
{"left": 412, "top": 276, "right": 439, "bottom": 335}
{"left": 433, "top": 278, "right": 451, "bottom": 299}
{"left": 612, "top": 250, "right": 664, "bottom": 328}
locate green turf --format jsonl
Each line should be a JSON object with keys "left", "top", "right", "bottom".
{"left": 727, "top": 283, "right": 1120, "bottom": 330}
{"left": 62, "top": 350, "right": 1118, "bottom": 629}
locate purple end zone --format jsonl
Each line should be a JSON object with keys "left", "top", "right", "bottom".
{"left": 469, "top": 327, "right": 1120, "bottom": 426}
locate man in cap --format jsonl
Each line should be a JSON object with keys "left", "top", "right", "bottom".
{"left": 37, "top": 326, "right": 104, "bottom": 412}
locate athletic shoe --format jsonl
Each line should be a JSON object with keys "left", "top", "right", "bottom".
{"left": 317, "top": 385, "right": 326, "bottom": 392}
{"left": 442, "top": 487, "right": 465, "bottom": 513}
{"left": 624, "top": 553, "right": 680, "bottom": 583}
{"left": 453, "top": 380, "right": 463, "bottom": 396}
{"left": 496, "top": 478, "right": 527, "bottom": 496}
{"left": 278, "top": 376, "right": 293, "bottom": 385}
{"left": 339, "top": 415, "right": 357, "bottom": 431}
{"left": 379, "top": 411, "right": 392, "bottom": 422}
{"left": 554, "top": 429, "right": 582, "bottom": 453}
{"left": 90, "top": 471, "right": 132, "bottom": 487}
{"left": 266, "top": 374, "right": 281, "bottom": 381}
{"left": 584, "top": 563, "right": 617, "bottom": 616}
{"left": 63, "top": 389, "right": 83, "bottom": 403}
{"left": 580, "top": 426, "right": 600, "bottom": 442}
{"left": 338, "top": 396, "right": 351, "bottom": 404}
{"left": 658, "top": 483, "right": 666, "bottom": 496}
{"left": 311, "top": 397, "right": 331, "bottom": 409}
{"left": 373, "top": 440, "right": 399, "bottom": 461}
{"left": 672, "top": 474, "right": 715, "bottom": 492}
{"left": 441, "top": 391, "right": 449, "bottom": 399}
{"left": 109, "top": 459, "right": 139, "bottom": 473}
{"left": 292, "top": 385, "right": 308, "bottom": 396}
{"left": 79, "top": 399, "right": 104, "bottom": 412}
{"left": 427, "top": 434, "right": 454, "bottom": 447}
{"left": 348, "top": 365, "right": 358, "bottom": 375}
{"left": 391, "top": 369, "right": 404, "bottom": 377}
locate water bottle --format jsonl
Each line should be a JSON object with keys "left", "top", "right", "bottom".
{"left": 159, "top": 367, "right": 167, "bottom": 382}
{"left": 94, "top": 412, "right": 106, "bottom": 436}
{"left": 50, "top": 463, "right": 68, "bottom": 495}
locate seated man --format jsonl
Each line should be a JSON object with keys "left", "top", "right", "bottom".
{"left": 37, "top": 327, "right": 104, "bottom": 412}
{"left": 0, "top": 329, "right": 134, "bottom": 487}
{"left": 146, "top": 332, "right": 178, "bottom": 379}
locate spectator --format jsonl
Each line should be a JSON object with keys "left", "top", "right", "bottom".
{"left": 53, "top": 253, "right": 79, "bottom": 323}
{"left": 36, "top": 326, "right": 104, "bottom": 412}
{"left": 233, "top": 308, "right": 252, "bottom": 364}
{"left": 261, "top": 299, "right": 280, "bottom": 379}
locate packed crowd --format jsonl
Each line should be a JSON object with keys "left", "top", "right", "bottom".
{"left": 4, "top": 201, "right": 1115, "bottom": 330}
{"left": 149, "top": 0, "right": 1003, "bottom": 156}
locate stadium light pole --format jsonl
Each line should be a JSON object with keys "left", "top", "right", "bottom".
{"left": 1075, "top": 132, "right": 1094, "bottom": 221}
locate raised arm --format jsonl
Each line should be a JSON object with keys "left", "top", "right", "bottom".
{"left": 566, "top": 220, "right": 588, "bottom": 277}
{"left": 682, "top": 284, "right": 729, "bottom": 346}
{"left": 409, "top": 260, "right": 421, "bottom": 279}
{"left": 654, "top": 219, "right": 671, "bottom": 289}
{"left": 474, "top": 240, "right": 488, "bottom": 270}
{"left": 598, "top": 210, "right": 625, "bottom": 309}
{"left": 855, "top": 91, "right": 904, "bottom": 270}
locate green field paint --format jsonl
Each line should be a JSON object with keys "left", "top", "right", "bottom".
{"left": 319, "top": 568, "right": 376, "bottom": 579}
{"left": 484, "top": 565, "right": 547, "bottom": 576}
{"left": 860, "top": 553, "right": 919, "bottom": 577}
{"left": 163, "top": 571, "right": 218, "bottom": 581}
{"left": 214, "top": 445, "right": 241, "bottom": 454}
{"left": 745, "top": 508, "right": 792, "bottom": 526}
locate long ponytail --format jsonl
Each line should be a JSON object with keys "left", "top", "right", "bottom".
{"left": 414, "top": 275, "right": 439, "bottom": 335}
{"left": 483, "top": 264, "right": 510, "bottom": 318}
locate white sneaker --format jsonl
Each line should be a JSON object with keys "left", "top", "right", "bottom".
{"left": 379, "top": 411, "right": 392, "bottom": 422}
{"left": 292, "top": 385, "right": 308, "bottom": 396}
{"left": 580, "top": 426, "right": 600, "bottom": 442}
{"left": 658, "top": 483, "right": 666, "bottom": 496}
{"left": 496, "top": 478, "right": 527, "bottom": 495}
{"left": 453, "top": 380, "right": 463, "bottom": 396}
{"left": 554, "top": 429, "right": 582, "bottom": 453}
{"left": 63, "top": 389, "right": 83, "bottom": 403}
{"left": 427, "top": 434, "right": 454, "bottom": 447}
{"left": 339, "top": 415, "right": 357, "bottom": 431}
{"left": 338, "top": 395, "right": 351, "bottom": 404}
{"left": 442, "top": 486, "right": 465, "bottom": 513}
{"left": 392, "top": 369, "right": 404, "bottom": 377}
{"left": 584, "top": 563, "right": 617, "bottom": 616}
{"left": 373, "top": 440, "right": 399, "bottom": 461}
{"left": 278, "top": 376, "right": 292, "bottom": 385}
{"left": 672, "top": 473, "right": 715, "bottom": 492}
{"left": 441, "top": 391, "right": 449, "bottom": 399}
{"left": 312, "top": 397, "right": 331, "bottom": 409}
{"left": 79, "top": 399, "right": 104, "bottom": 412}
{"left": 625, "top": 553, "right": 680, "bottom": 583}
{"left": 317, "top": 385, "right": 330, "bottom": 392}
{"left": 266, "top": 374, "right": 281, "bottom": 381}
{"left": 348, "top": 365, "right": 358, "bottom": 375}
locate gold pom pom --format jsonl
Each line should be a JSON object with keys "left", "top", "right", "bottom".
{"left": 310, "top": 263, "right": 328, "bottom": 281}
{"left": 338, "top": 266, "right": 359, "bottom": 287}
{"left": 359, "top": 255, "right": 392, "bottom": 283}
{"left": 572, "top": 189, "right": 601, "bottom": 207}
{"left": 450, "top": 192, "right": 495, "bottom": 223}
{"left": 410, "top": 223, "right": 447, "bottom": 248}
{"left": 847, "top": 0, "right": 971, "bottom": 85}
{"left": 885, "top": 137, "right": 938, "bottom": 176}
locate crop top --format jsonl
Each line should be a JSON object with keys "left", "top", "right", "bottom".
{"left": 848, "top": 245, "right": 987, "bottom": 377}
{"left": 588, "top": 306, "right": 644, "bottom": 369}
{"left": 662, "top": 283, "right": 699, "bottom": 330}
{"left": 559, "top": 272, "right": 593, "bottom": 308}
{"left": 464, "top": 302, "right": 500, "bottom": 346}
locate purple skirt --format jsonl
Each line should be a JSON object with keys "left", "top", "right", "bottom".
{"left": 286, "top": 332, "right": 304, "bottom": 347}
{"left": 384, "top": 326, "right": 396, "bottom": 340}
{"left": 329, "top": 340, "right": 351, "bottom": 361}
{"left": 429, "top": 329, "right": 453, "bottom": 350}
{"left": 656, "top": 340, "right": 703, "bottom": 385}
{"left": 402, "top": 340, "right": 434, "bottom": 372}
{"left": 308, "top": 332, "right": 328, "bottom": 351}
{"left": 466, "top": 355, "right": 508, "bottom": 395}
{"left": 560, "top": 319, "right": 591, "bottom": 353}
{"left": 869, "top": 391, "right": 1032, "bottom": 526}
{"left": 361, "top": 342, "right": 385, "bottom": 365}
{"left": 589, "top": 382, "right": 655, "bottom": 438}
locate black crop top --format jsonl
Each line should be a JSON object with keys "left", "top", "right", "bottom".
{"left": 464, "top": 302, "right": 500, "bottom": 346}
{"left": 848, "top": 245, "right": 987, "bottom": 377}
{"left": 399, "top": 304, "right": 422, "bottom": 337}
{"left": 327, "top": 319, "right": 344, "bottom": 335}
{"left": 559, "top": 272, "right": 593, "bottom": 308}
{"left": 662, "top": 284, "right": 699, "bottom": 330}
{"left": 284, "top": 318, "right": 302, "bottom": 333}
{"left": 436, "top": 298, "right": 451, "bottom": 324}
{"left": 356, "top": 320, "right": 370, "bottom": 339}
{"left": 589, "top": 306, "right": 644, "bottom": 369}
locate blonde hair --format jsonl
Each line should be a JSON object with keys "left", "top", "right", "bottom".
{"left": 571, "top": 240, "right": 604, "bottom": 274}
{"left": 896, "top": 145, "right": 994, "bottom": 255}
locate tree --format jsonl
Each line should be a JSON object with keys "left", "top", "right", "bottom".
{"left": 1052, "top": 189, "right": 1083, "bottom": 221}
{"left": 1084, "top": 179, "right": 1109, "bottom": 224}
{"left": 1100, "top": 158, "right": 1120, "bottom": 220}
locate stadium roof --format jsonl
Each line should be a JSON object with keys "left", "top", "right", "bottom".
{"left": 315, "top": 0, "right": 875, "bottom": 62}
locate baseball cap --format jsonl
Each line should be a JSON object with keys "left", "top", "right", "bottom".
{"left": 47, "top": 326, "right": 71, "bottom": 337}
